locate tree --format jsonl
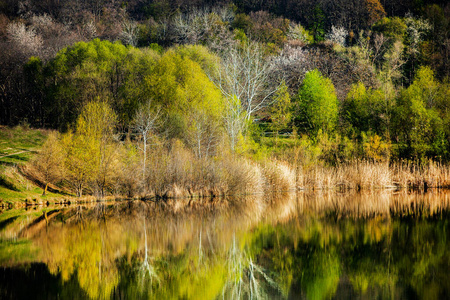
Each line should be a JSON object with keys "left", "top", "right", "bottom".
{"left": 294, "top": 69, "right": 338, "bottom": 135}
{"left": 365, "top": 0, "right": 386, "bottom": 26}
{"left": 270, "top": 81, "right": 292, "bottom": 134}
{"left": 6, "top": 21, "right": 43, "bottom": 57}
{"left": 78, "top": 101, "right": 118, "bottom": 198}
{"left": 41, "top": 39, "right": 158, "bottom": 129}
{"left": 342, "top": 82, "right": 388, "bottom": 136}
{"left": 223, "top": 95, "right": 246, "bottom": 151}
{"left": 63, "top": 101, "right": 118, "bottom": 197}
{"left": 310, "top": 5, "right": 325, "bottom": 42}
{"left": 33, "top": 131, "right": 64, "bottom": 195}
{"left": 392, "top": 66, "right": 446, "bottom": 159}
{"left": 119, "top": 20, "right": 139, "bottom": 47}
{"left": 61, "top": 131, "right": 97, "bottom": 197}
{"left": 132, "top": 101, "right": 161, "bottom": 189}
{"left": 215, "top": 41, "right": 280, "bottom": 122}
{"left": 325, "top": 26, "right": 348, "bottom": 46}
{"left": 144, "top": 47, "right": 225, "bottom": 154}
{"left": 403, "top": 15, "right": 432, "bottom": 82}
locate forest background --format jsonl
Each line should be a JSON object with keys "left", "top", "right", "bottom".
{"left": 0, "top": 0, "right": 449, "bottom": 200}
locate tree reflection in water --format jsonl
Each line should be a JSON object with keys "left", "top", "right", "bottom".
{"left": 222, "top": 236, "right": 279, "bottom": 300}
{"left": 0, "top": 191, "right": 449, "bottom": 299}
{"left": 138, "top": 217, "right": 160, "bottom": 291}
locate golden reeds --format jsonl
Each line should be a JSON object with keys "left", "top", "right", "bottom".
{"left": 295, "top": 160, "right": 450, "bottom": 191}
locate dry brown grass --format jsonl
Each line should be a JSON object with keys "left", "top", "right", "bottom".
{"left": 295, "top": 160, "right": 450, "bottom": 191}
{"left": 391, "top": 160, "right": 450, "bottom": 189}
{"left": 262, "top": 160, "right": 296, "bottom": 192}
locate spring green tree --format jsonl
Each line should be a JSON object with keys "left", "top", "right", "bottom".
{"left": 294, "top": 69, "right": 338, "bottom": 136}
{"left": 342, "top": 82, "right": 389, "bottom": 136}
{"left": 41, "top": 39, "right": 158, "bottom": 129}
{"left": 392, "top": 66, "right": 446, "bottom": 159}
{"left": 270, "top": 81, "right": 292, "bottom": 135}
{"left": 144, "top": 47, "right": 225, "bottom": 156}
{"left": 62, "top": 101, "right": 118, "bottom": 197}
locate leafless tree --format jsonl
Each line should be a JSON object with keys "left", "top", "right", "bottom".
{"left": 133, "top": 102, "right": 162, "bottom": 187}
{"left": 119, "top": 20, "right": 139, "bottom": 46}
{"left": 215, "top": 41, "right": 281, "bottom": 122}
{"left": 270, "top": 43, "right": 309, "bottom": 93}
{"left": 7, "top": 21, "right": 43, "bottom": 56}
{"left": 185, "top": 110, "right": 221, "bottom": 159}
{"left": 170, "top": 5, "right": 234, "bottom": 52}
{"left": 223, "top": 96, "right": 246, "bottom": 151}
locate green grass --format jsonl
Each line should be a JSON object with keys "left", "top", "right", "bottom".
{"left": 0, "top": 125, "right": 48, "bottom": 166}
{"left": 0, "top": 185, "right": 61, "bottom": 204}
{"left": 0, "top": 126, "right": 64, "bottom": 204}
{"left": 259, "top": 136, "right": 300, "bottom": 155}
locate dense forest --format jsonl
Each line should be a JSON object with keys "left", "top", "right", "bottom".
{"left": 1, "top": 0, "right": 449, "bottom": 198}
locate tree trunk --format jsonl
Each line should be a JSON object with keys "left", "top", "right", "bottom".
{"left": 42, "top": 183, "right": 48, "bottom": 196}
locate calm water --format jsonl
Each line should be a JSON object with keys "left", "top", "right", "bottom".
{"left": 0, "top": 191, "right": 449, "bottom": 299}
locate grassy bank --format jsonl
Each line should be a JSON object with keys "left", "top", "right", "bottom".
{"left": 0, "top": 126, "right": 73, "bottom": 206}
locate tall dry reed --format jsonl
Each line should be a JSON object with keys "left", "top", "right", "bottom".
{"left": 295, "top": 160, "right": 450, "bottom": 191}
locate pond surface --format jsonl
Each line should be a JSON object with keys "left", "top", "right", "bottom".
{"left": 0, "top": 191, "right": 449, "bottom": 299}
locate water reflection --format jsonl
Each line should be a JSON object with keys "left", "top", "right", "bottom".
{"left": 0, "top": 191, "right": 449, "bottom": 299}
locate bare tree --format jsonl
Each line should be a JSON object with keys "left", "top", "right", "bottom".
{"left": 7, "top": 21, "right": 43, "bottom": 56}
{"left": 223, "top": 96, "right": 246, "bottom": 151}
{"left": 185, "top": 110, "right": 221, "bottom": 159}
{"left": 215, "top": 41, "right": 281, "bottom": 122}
{"left": 170, "top": 6, "right": 234, "bottom": 52}
{"left": 133, "top": 102, "right": 162, "bottom": 188}
{"left": 119, "top": 20, "right": 139, "bottom": 46}
{"left": 270, "top": 43, "right": 309, "bottom": 93}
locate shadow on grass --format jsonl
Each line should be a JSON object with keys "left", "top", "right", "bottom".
{"left": 0, "top": 216, "right": 19, "bottom": 231}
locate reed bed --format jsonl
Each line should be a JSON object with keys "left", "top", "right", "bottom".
{"left": 297, "top": 161, "right": 392, "bottom": 190}
{"left": 391, "top": 160, "right": 450, "bottom": 189}
{"left": 295, "top": 160, "right": 450, "bottom": 191}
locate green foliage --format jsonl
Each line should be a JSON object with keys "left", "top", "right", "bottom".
{"left": 270, "top": 81, "right": 292, "bottom": 133}
{"left": 372, "top": 17, "right": 407, "bottom": 42}
{"left": 143, "top": 47, "right": 225, "bottom": 155}
{"left": 294, "top": 70, "right": 338, "bottom": 135}
{"left": 315, "top": 131, "right": 357, "bottom": 166}
{"left": 60, "top": 101, "right": 119, "bottom": 197}
{"left": 342, "top": 82, "right": 389, "bottom": 136}
{"left": 75, "top": 101, "right": 117, "bottom": 141}
{"left": 361, "top": 132, "right": 390, "bottom": 161}
{"left": 392, "top": 66, "right": 447, "bottom": 159}
{"left": 232, "top": 13, "right": 252, "bottom": 31}
{"left": 174, "top": 45, "right": 220, "bottom": 77}
{"left": 41, "top": 39, "right": 159, "bottom": 128}
{"left": 148, "top": 43, "right": 163, "bottom": 54}
{"left": 233, "top": 28, "right": 248, "bottom": 45}
{"left": 310, "top": 5, "right": 326, "bottom": 42}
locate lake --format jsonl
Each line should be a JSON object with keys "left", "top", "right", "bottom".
{"left": 0, "top": 190, "right": 449, "bottom": 299}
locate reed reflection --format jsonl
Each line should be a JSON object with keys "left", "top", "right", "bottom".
{"left": 0, "top": 191, "right": 448, "bottom": 299}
